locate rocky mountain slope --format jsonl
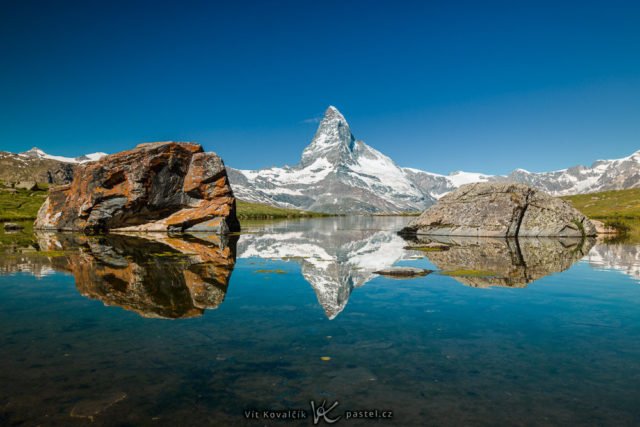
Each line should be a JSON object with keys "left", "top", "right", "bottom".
{"left": 493, "top": 151, "right": 640, "bottom": 195}
{"left": 0, "top": 147, "right": 106, "bottom": 185}
{"left": 404, "top": 151, "right": 640, "bottom": 199}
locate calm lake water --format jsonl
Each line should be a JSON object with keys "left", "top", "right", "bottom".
{"left": 1, "top": 217, "right": 640, "bottom": 426}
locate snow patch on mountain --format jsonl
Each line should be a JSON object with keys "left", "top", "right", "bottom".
{"left": 229, "top": 106, "right": 640, "bottom": 211}
{"left": 19, "top": 147, "right": 107, "bottom": 164}
{"left": 447, "top": 171, "right": 492, "bottom": 187}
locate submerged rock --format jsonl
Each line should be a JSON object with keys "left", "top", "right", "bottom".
{"left": 70, "top": 391, "right": 127, "bottom": 421}
{"left": 400, "top": 182, "right": 596, "bottom": 237}
{"left": 374, "top": 267, "right": 432, "bottom": 277}
{"left": 34, "top": 141, "right": 240, "bottom": 234}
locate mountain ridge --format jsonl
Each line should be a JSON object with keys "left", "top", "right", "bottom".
{"left": 229, "top": 106, "right": 640, "bottom": 212}
{"left": 2, "top": 107, "right": 639, "bottom": 213}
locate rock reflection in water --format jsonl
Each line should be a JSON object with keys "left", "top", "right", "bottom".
{"left": 404, "top": 236, "right": 595, "bottom": 287}
{"left": 35, "top": 232, "right": 237, "bottom": 318}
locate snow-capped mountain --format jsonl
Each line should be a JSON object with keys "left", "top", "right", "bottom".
{"left": 401, "top": 168, "right": 492, "bottom": 200}
{"left": 227, "top": 106, "right": 436, "bottom": 213}
{"left": 3, "top": 108, "right": 639, "bottom": 210}
{"left": 492, "top": 151, "right": 640, "bottom": 195}
{"left": 19, "top": 147, "right": 107, "bottom": 164}
{"left": 228, "top": 106, "right": 640, "bottom": 212}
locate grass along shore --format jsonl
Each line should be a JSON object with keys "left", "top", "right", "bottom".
{"left": 562, "top": 188, "right": 640, "bottom": 238}
{"left": 0, "top": 185, "right": 48, "bottom": 222}
{"left": 0, "top": 183, "right": 329, "bottom": 222}
{"left": 235, "top": 200, "right": 330, "bottom": 219}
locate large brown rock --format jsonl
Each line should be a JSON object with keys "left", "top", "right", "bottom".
{"left": 34, "top": 142, "right": 240, "bottom": 233}
{"left": 400, "top": 182, "right": 596, "bottom": 237}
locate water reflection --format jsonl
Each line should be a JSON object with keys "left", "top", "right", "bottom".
{"left": 587, "top": 243, "right": 640, "bottom": 281}
{"left": 2, "top": 219, "right": 640, "bottom": 426}
{"left": 32, "top": 232, "right": 236, "bottom": 318}
{"left": 238, "top": 217, "right": 412, "bottom": 318}
{"left": 404, "top": 236, "right": 595, "bottom": 287}
{"left": 0, "top": 217, "right": 635, "bottom": 319}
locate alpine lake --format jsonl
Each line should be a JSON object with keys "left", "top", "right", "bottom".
{"left": 1, "top": 216, "right": 639, "bottom": 426}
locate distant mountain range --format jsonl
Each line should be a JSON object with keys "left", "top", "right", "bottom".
{"left": 18, "top": 147, "right": 108, "bottom": 164}
{"left": 2, "top": 106, "right": 639, "bottom": 213}
{"left": 228, "top": 106, "right": 640, "bottom": 213}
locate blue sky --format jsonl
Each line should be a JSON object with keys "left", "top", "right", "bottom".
{"left": 1, "top": 0, "right": 639, "bottom": 175}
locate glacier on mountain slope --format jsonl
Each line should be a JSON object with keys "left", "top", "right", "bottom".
{"left": 228, "top": 106, "right": 640, "bottom": 212}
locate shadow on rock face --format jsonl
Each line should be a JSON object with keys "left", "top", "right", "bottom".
{"left": 403, "top": 235, "right": 595, "bottom": 288}
{"left": 35, "top": 232, "right": 238, "bottom": 318}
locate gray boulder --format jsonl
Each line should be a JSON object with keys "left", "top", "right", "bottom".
{"left": 14, "top": 181, "right": 38, "bottom": 190}
{"left": 3, "top": 222, "right": 24, "bottom": 231}
{"left": 400, "top": 182, "right": 596, "bottom": 237}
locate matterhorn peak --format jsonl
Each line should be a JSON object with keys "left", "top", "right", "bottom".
{"left": 300, "top": 105, "right": 357, "bottom": 167}
{"left": 324, "top": 105, "right": 345, "bottom": 120}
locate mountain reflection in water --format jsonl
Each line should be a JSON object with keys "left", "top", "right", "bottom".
{"left": 0, "top": 216, "right": 630, "bottom": 320}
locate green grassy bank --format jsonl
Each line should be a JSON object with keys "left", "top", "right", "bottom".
{"left": 562, "top": 188, "right": 640, "bottom": 238}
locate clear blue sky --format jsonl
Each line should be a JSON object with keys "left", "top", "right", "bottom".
{"left": 1, "top": 0, "right": 639, "bottom": 174}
